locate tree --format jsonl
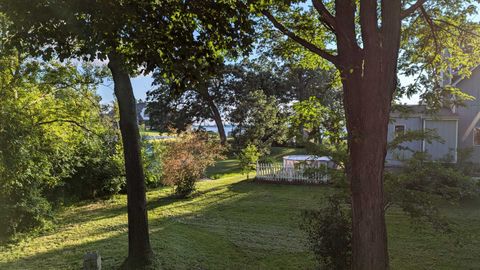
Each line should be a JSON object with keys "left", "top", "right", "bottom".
{"left": 230, "top": 90, "right": 289, "bottom": 155}
{"left": 1, "top": 1, "right": 254, "bottom": 268}
{"left": 147, "top": 87, "right": 209, "bottom": 133}
{"left": 238, "top": 144, "right": 261, "bottom": 179}
{"left": 147, "top": 61, "right": 297, "bottom": 145}
{"left": 0, "top": 38, "right": 118, "bottom": 238}
{"left": 290, "top": 95, "right": 344, "bottom": 146}
{"left": 258, "top": 1, "right": 480, "bottom": 269}
{"left": 148, "top": 61, "right": 338, "bottom": 147}
{"left": 148, "top": 65, "right": 241, "bottom": 145}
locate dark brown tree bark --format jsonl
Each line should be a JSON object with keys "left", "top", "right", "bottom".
{"left": 207, "top": 99, "right": 227, "bottom": 145}
{"left": 342, "top": 72, "right": 392, "bottom": 270}
{"left": 108, "top": 52, "right": 153, "bottom": 269}
{"left": 337, "top": 1, "right": 401, "bottom": 269}
{"left": 197, "top": 83, "right": 227, "bottom": 145}
{"left": 336, "top": 1, "right": 401, "bottom": 269}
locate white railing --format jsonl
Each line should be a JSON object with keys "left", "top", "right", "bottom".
{"left": 255, "top": 162, "right": 329, "bottom": 184}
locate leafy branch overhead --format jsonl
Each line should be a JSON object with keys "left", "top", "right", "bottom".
{"left": 2, "top": 0, "right": 255, "bottom": 85}
{"left": 259, "top": 0, "right": 480, "bottom": 104}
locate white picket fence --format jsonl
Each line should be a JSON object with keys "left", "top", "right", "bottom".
{"left": 255, "top": 162, "right": 329, "bottom": 184}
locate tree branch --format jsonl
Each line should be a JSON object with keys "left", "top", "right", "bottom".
{"left": 384, "top": 200, "right": 392, "bottom": 211}
{"left": 334, "top": 0, "right": 362, "bottom": 64}
{"left": 360, "top": 0, "right": 380, "bottom": 48}
{"left": 261, "top": 9, "right": 339, "bottom": 66}
{"left": 401, "top": 0, "right": 428, "bottom": 19}
{"left": 434, "top": 19, "right": 480, "bottom": 38}
{"left": 36, "top": 119, "right": 100, "bottom": 136}
{"left": 312, "top": 0, "right": 336, "bottom": 32}
{"left": 420, "top": 6, "right": 440, "bottom": 55}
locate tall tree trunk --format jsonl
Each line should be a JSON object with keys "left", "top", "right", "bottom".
{"left": 264, "top": 0, "right": 406, "bottom": 266}
{"left": 207, "top": 99, "right": 227, "bottom": 145}
{"left": 108, "top": 52, "right": 153, "bottom": 269}
{"left": 197, "top": 82, "right": 227, "bottom": 145}
{"left": 343, "top": 73, "right": 392, "bottom": 270}
{"left": 341, "top": 32, "right": 400, "bottom": 270}
{"left": 334, "top": 2, "right": 401, "bottom": 269}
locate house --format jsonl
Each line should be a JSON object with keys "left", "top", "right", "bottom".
{"left": 386, "top": 66, "right": 480, "bottom": 165}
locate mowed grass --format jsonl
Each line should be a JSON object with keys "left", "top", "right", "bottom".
{"left": 206, "top": 147, "right": 307, "bottom": 179}
{"left": 0, "top": 148, "right": 479, "bottom": 269}
{"left": 140, "top": 130, "right": 162, "bottom": 136}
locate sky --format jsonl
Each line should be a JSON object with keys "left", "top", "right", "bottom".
{"left": 97, "top": 75, "right": 154, "bottom": 104}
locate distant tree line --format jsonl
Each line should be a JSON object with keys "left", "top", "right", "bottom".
{"left": 147, "top": 60, "right": 342, "bottom": 155}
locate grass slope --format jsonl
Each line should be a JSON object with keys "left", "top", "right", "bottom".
{"left": 0, "top": 148, "right": 479, "bottom": 269}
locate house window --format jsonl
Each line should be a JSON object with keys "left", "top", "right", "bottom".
{"left": 394, "top": 125, "right": 406, "bottom": 138}
{"left": 474, "top": 128, "right": 480, "bottom": 146}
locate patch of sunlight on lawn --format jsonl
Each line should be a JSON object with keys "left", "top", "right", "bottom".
{"left": 0, "top": 173, "right": 327, "bottom": 269}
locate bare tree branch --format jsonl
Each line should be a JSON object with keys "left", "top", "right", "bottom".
{"left": 261, "top": 9, "right": 339, "bottom": 66}
{"left": 401, "top": 0, "right": 428, "bottom": 19}
{"left": 334, "top": 0, "right": 361, "bottom": 63}
{"left": 313, "top": 0, "right": 360, "bottom": 52}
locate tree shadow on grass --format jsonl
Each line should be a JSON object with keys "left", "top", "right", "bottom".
{"left": 60, "top": 203, "right": 127, "bottom": 225}
{"left": 0, "top": 179, "right": 325, "bottom": 269}
{"left": 3, "top": 178, "right": 478, "bottom": 269}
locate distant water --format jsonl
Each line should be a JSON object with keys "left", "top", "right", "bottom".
{"left": 193, "top": 125, "right": 235, "bottom": 135}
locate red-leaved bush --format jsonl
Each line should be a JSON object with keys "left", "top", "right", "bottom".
{"left": 162, "top": 132, "right": 224, "bottom": 197}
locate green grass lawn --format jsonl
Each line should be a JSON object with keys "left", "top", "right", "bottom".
{"left": 0, "top": 148, "right": 479, "bottom": 269}
{"left": 140, "top": 130, "right": 164, "bottom": 137}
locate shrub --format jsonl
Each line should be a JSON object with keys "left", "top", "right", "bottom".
{"left": 301, "top": 196, "right": 351, "bottom": 270}
{"left": 0, "top": 53, "right": 120, "bottom": 239}
{"left": 0, "top": 185, "right": 53, "bottom": 240}
{"left": 142, "top": 140, "right": 167, "bottom": 188}
{"left": 385, "top": 152, "right": 479, "bottom": 231}
{"left": 238, "top": 144, "right": 260, "bottom": 179}
{"left": 63, "top": 135, "right": 124, "bottom": 200}
{"left": 162, "top": 132, "right": 224, "bottom": 197}
{"left": 455, "top": 147, "right": 480, "bottom": 176}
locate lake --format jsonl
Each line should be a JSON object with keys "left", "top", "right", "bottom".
{"left": 193, "top": 125, "right": 235, "bottom": 135}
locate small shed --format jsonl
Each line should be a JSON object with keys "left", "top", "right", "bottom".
{"left": 282, "top": 155, "right": 334, "bottom": 168}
